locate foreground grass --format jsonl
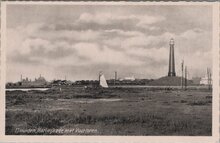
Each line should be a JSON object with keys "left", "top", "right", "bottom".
{"left": 6, "top": 86, "right": 212, "bottom": 135}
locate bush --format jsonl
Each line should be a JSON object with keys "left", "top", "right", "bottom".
{"left": 188, "top": 101, "right": 210, "bottom": 106}
{"left": 180, "top": 100, "right": 187, "bottom": 103}
{"left": 205, "top": 96, "right": 212, "bottom": 99}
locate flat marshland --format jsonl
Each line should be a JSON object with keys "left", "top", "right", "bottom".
{"left": 6, "top": 86, "right": 212, "bottom": 135}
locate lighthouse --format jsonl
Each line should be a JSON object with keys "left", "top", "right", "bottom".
{"left": 168, "top": 38, "right": 176, "bottom": 77}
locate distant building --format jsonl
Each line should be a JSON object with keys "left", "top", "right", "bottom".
{"left": 200, "top": 76, "right": 210, "bottom": 85}
{"left": 119, "top": 76, "right": 135, "bottom": 81}
{"left": 124, "top": 76, "right": 135, "bottom": 81}
{"left": 20, "top": 75, "right": 48, "bottom": 86}
{"left": 199, "top": 68, "right": 212, "bottom": 86}
{"left": 51, "top": 80, "right": 72, "bottom": 86}
{"left": 118, "top": 78, "right": 123, "bottom": 81}
{"left": 21, "top": 77, "right": 31, "bottom": 86}
{"left": 192, "top": 77, "right": 201, "bottom": 85}
{"left": 33, "top": 76, "right": 47, "bottom": 86}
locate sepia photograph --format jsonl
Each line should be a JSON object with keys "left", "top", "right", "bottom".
{"left": 0, "top": 1, "right": 219, "bottom": 143}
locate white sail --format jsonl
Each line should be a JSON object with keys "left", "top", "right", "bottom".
{"left": 100, "top": 74, "right": 108, "bottom": 88}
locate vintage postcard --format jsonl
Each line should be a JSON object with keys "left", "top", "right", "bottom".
{"left": 0, "top": 1, "right": 219, "bottom": 143}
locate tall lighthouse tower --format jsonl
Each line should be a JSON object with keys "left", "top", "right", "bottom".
{"left": 168, "top": 38, "right": 176, "bottom": 77}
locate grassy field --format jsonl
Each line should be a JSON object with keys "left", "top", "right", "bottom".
{"left": 5, "top": 86, "right": 212, "bottom": 135}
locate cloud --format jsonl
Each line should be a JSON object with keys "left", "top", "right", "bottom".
{"left": 43, "top": 12, "right": 165, "bottom": 32}
{"left": 127, "top": 47, "right": 169, "bottom": 62}
{"left": 177, "top": 28, "right": 212, "bottom": 54}
{"left": 136, "top": 15, "right": 165, "bottom": 29}
{"left": 9, "top": 52, "right": 41, "bottom": 65}
{"left": 120, "top": 32, "right": 175, "bottom": 49}
{"left": 30, "top": 26, "right": 102, "bottom": 43}
{"left": 77, "top": 13, "right": 164, "bottom": 27}
{"left": 6, "top": 5, "right": 212, "bottom": 82}
{"left": 104, "top": 29, "right": 143, "bottom": 37}
{"left": 180, "top": 28, "right": 205, "bottom": 39}
{"left": 73, "top": 43, "right": 143, "bottom": 66}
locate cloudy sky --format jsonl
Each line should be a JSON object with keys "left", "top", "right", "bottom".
{"left": 6, "top": 4, "right": 212, "bottom": 82}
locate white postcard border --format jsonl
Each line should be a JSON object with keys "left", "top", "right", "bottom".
{"left": 0, "top": 2, "right": 219, "bottom": 143}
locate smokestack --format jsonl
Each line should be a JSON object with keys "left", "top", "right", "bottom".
{"left": 168, "top": 38, "right": 176, "bottom": 77}
{"left": 114, "top": 71, "right": 117, "bottom": 85}
{"left": 20, "top": 74, "right": 22, "bottom": 82}
{"left": 181, "top": 60, "right": 184, "bottom": 89}
{"left": 185, "top": 66, "right": 187, "bottom": 90}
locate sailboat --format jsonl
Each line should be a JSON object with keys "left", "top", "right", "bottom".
{"left": 99, "top": 72, "right": 108, "bottom": 88}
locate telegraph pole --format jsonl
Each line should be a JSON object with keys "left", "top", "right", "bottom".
{"left": 208, "top": 68, "right": 210, "bottom": 90}
{"left": 207, "top": 68, "right": 212, "bottom": 90}
{"left": 210, "top": 71, "right": 212, "bottom": 90}
{"left": 114, "top": 71, "right": 117, "bottom": 85}
{"left": 181, "top": 60, "right": 184, "bottom": 89}
{"left": 185, "top": 66, "right": 187, "bottom": 90}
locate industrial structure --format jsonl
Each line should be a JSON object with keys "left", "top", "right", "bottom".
{"left": 20, "top": 74, "right": 48, "bottom": 86}
{"left": 168, "top": 38, "right": 176, "bottom": 77}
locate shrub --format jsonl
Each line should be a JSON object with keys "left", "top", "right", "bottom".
{"left": 180, "top": 100, "right": 187, "bottom": 103}
{"left": 205, "top": 96, "right": 212, "bottom": 99}
{"left": 188, "top": 101, "right": 210, "bottom": 106}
